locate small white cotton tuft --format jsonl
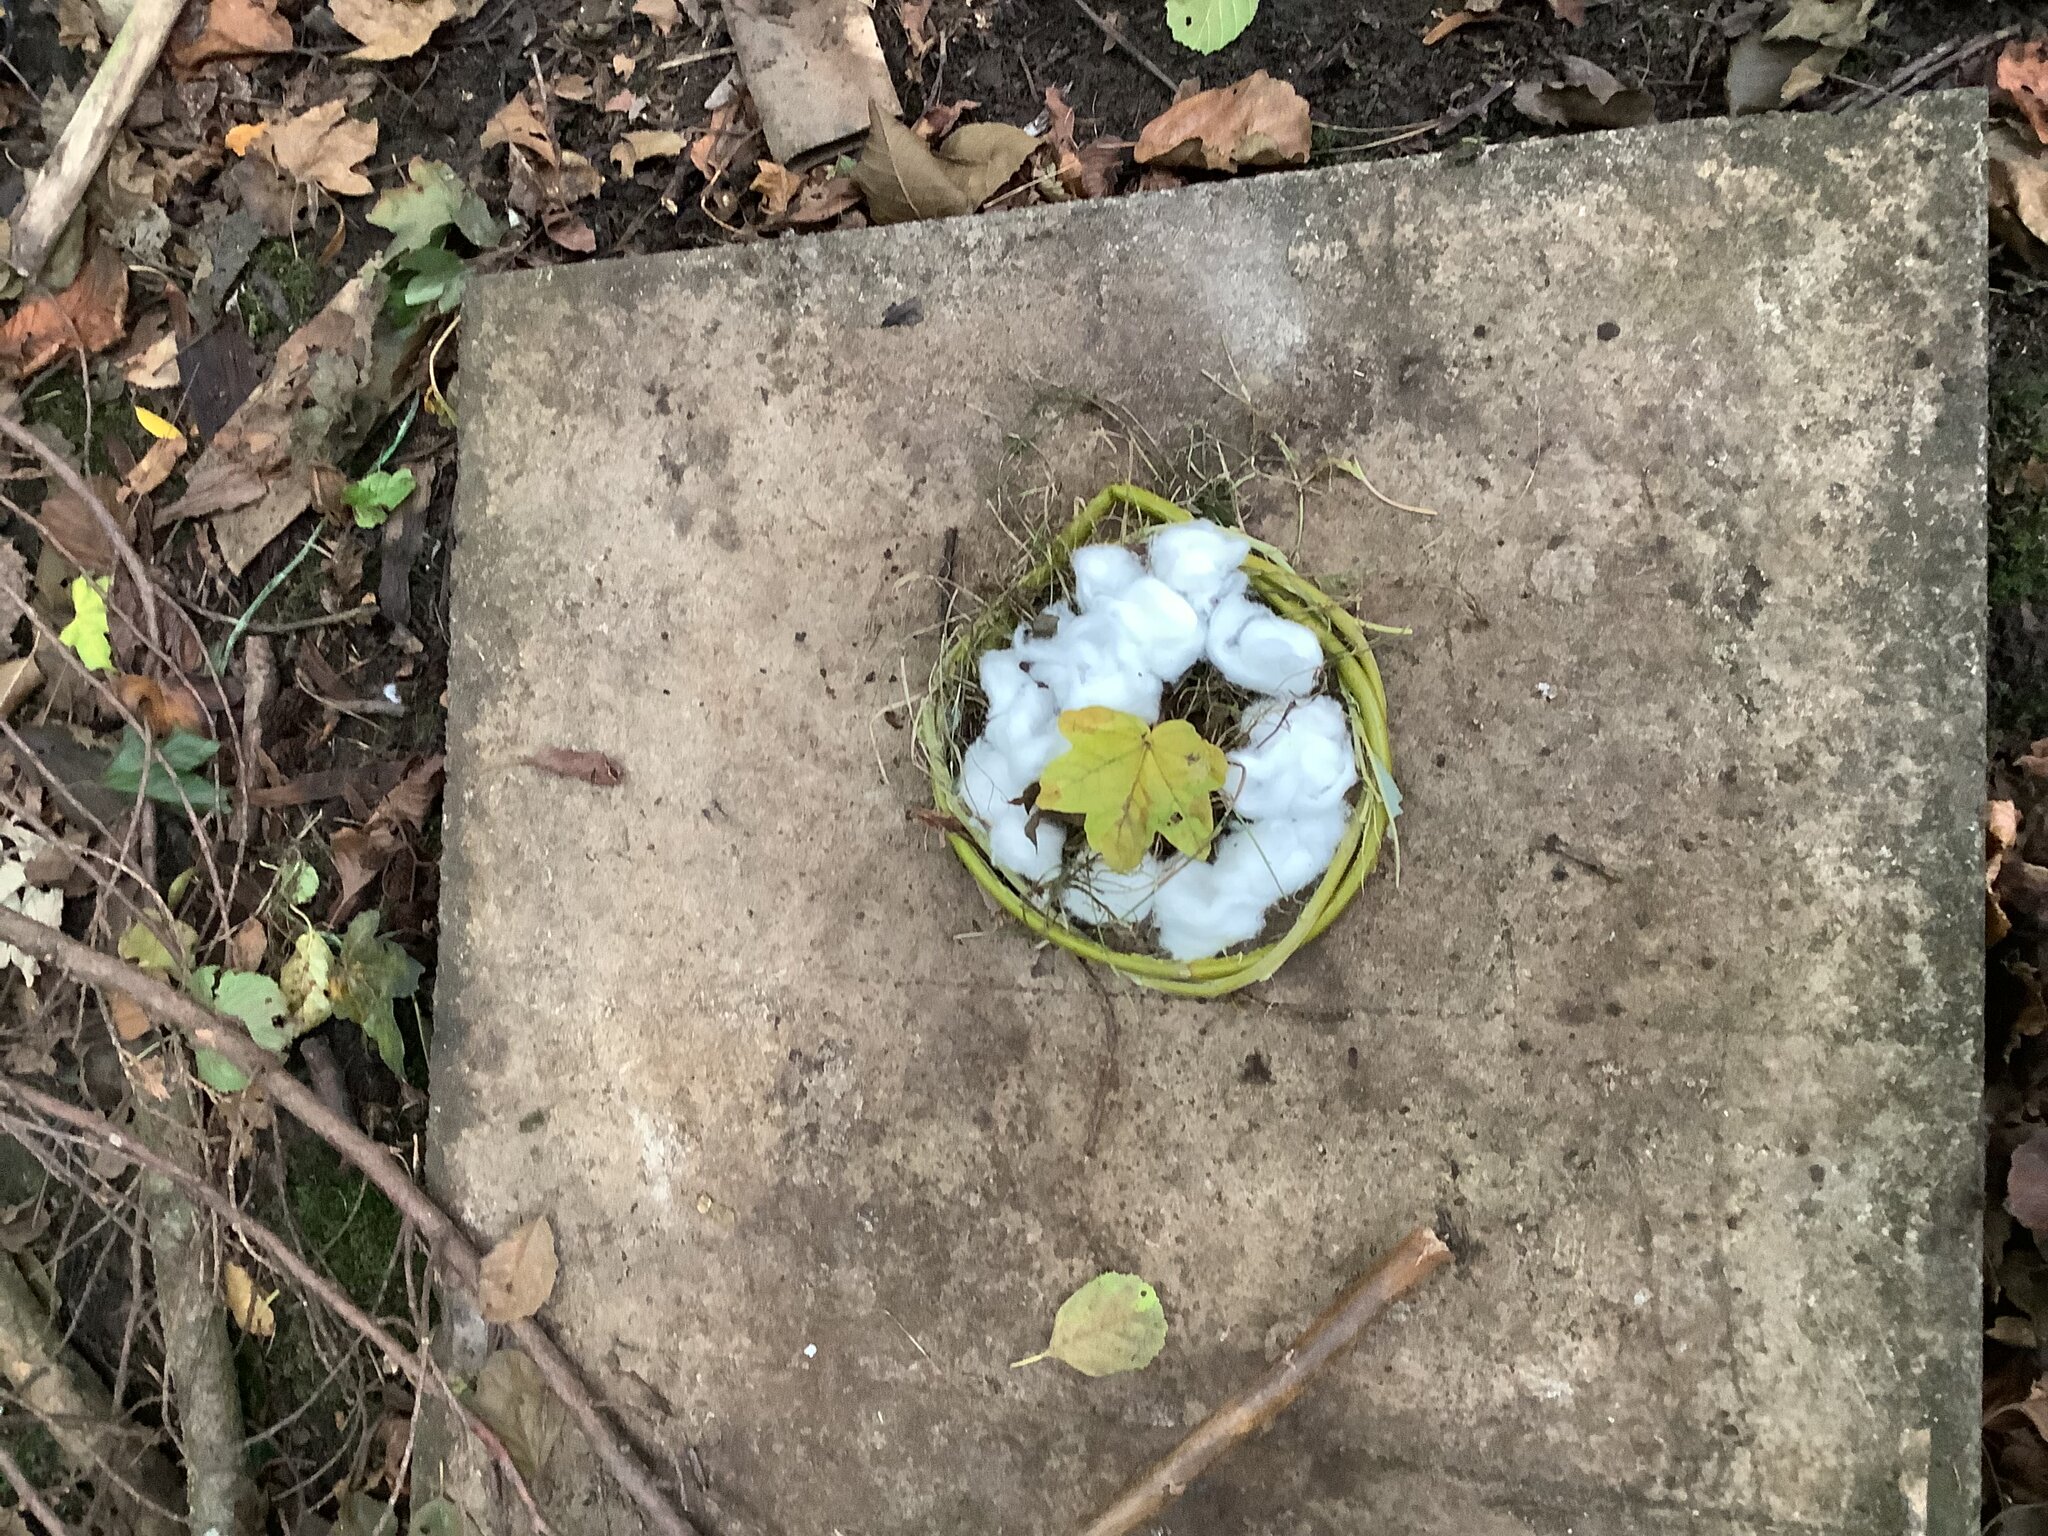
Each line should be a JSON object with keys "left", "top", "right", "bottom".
{"left": 1148, "top": 522, "right": 1252, "bottom": 615}
{"left": 1150, "top": 860, "right": 1270, "bottom": 961}
{"left": 1101, "top": 576, "right": 1204, "bottom": 684}
{"left": 1210, "top": 812, "right": 1350, "bottom": 905}
{"left": 1071, "top": 544, "right": 1146, "bottom": 611}
{"left": 958, "top": 738, "right": 1066, "bottom": 883}
{"left": 1225, "top": 696, "right": 1357, "bottom": 821}
{"left": 1016, "top": 613, "right": 1165, "bottom": 720}
{"left": 1061, "top": 855, "right": 1166, "bottom": 926}
{"left": 1206, "top": 589, "right": 1324, "bottom": 696}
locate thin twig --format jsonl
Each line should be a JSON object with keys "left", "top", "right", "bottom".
{"left": 0, "top": 1438, "right": 72, "bottom": 1536}
{"left": 1828, "top": 26, "right": 2019, "bottom": 112}
{"left": 0, "top": 1083, "right": 556, "bottom": 1536}
{"left": 1074, "top": 1226, "right": 1452, "bottom": 1536}
{"left": 1066, "top": 0, "right": 1178, "bottom": 95}
{"left": 0, "top": 908, "right": 703, "bottom": 1536}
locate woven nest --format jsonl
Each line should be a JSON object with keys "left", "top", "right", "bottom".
{"left": 917, "top": 483, "right": 1399, "bottom": 998}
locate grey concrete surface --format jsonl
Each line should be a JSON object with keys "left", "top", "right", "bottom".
{"left": 429, "top": 96, "right": 1986, "bottom": 1536}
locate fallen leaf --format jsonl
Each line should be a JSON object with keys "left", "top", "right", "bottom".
{"left": 1725, "top": 30, "right": 1815, "bottom": 115}
{"left": 224, "top": 1262, "right": 276, "bottom": 1338}
{"left": 0, "top": 657, "right": 41, "bottom": 722}
{"left": 368, "top": 157, "right": 501, "bottom": 254}
{"left": 0, "top": 241, "right": 130, "bottom": 381}
{"left": 229, "top": 918, "right": 267, "bottom": 972}
{"left": 613, "top": 51, "right": 637, "bottom": 78}
{"left": 331, "top": 0, "right": 456, "bottom": 60}
{"left": 751, "top": 159, "right": 804, "bottom": 216}
{"left": 120, "top": 323, "right": 181, "bottom": 390}
{"left": 1548, "top": 0, "right": 1585, "bottom": 22}
{"left": 1134, "top": 70, "right": 1310, "bottom": 172}
{"left": 224, "top": 122, "right": 266, "bottom": 155}
{"left": 543, "top": 212, "right": 597, "bottom": 253}
{"left": 853, "top": 104, "right": 1039, "bottom": 223}
{"left": 611, "top": 128, "right": 686, "bottom": 176}
{"left": 1062, "top": 139, "right": 1130, "bottom": 199}
{"left": 631, "top": 0, "right": 677, "bottom": 33}
{"left": 1991, "top": 131, "right": 2048, "bottom": 258}
{"left": 1765, "top": 0, "right": 1874, "bottom": 48}
{"left": 128, "top": 1052, "right": 170, "bottom": 1099}
{"left": 482, "top": 93, "right": 556, "bottom": 161}
{"left": 784, "top": 174, "right": 862, "bottom": 225}
{"left": 1167, "top": 0, "right": 1257, "bottom": 55}
{"left": 2021, "top": 739, "right": 2048, "bottom": 778}
{"left": 113, "top": 674, "right": 208, "bottom": 736}
{"left": 1037, "top": 707, "right": 1226, "bottom": 873}
{"left": 1043, "top": 85, "right": 1077, "bottom": 159}
{"left": 259, "top": 100, "right": 379, "bottom": 197}
{"left": 607, "top": 90, "right": 652, "bottom": 120}
{"left": 2014, "top": 1129, "right": 2048, "bottom": 1235}
{"left": 59, "top": 576, "right": 114, "bottom": 674}
{"left": 913, "top": 98, "right": 981, "bottom": 143}
{"left": 470, "top": 1351, "right": 565, "bottom": 1485}
{"left": 897, "top": 0, "right": 934, "bottom": 58}
{"left": 479, "top": 1216, "right": 558, "bottom": 1323}
{"left": 1011, "top": 1272, "right": 1167, "bottom": 1376}
{"left": 521, "top": 747, "right": 625, "bottom": 786}
{"left": 1422, "top": 10, "right": 1495, "bottom": 46}
{"left": 169, "top": 0, "right": 292, "bottom": 71}
{"left": 57, "top": 0, "right": 103, "bottom": 52}
{"left": 554, "top": 74, "right": 595, "bottom": 102}
{"left": 1513, "top": 57, "right": 1655, "bottom": 129}
{"left": 688, "top": 97, "right": 750, "bottom": 177}
{"left": 2002, "top": 42, "right": 2048, "bottom": 148}
{"left": 119, "top": 432, "right": 188, "bottom": 503}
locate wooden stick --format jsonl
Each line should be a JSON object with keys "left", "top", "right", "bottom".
{"left": 1066, "top": 0, "right": 1178, "bottom": 96}
{"left": 8, "top": 0, "right": 189, "bottom": 281}
{"left": 0, "top": 907, "right": 704, "bottom": 1536}
{"left": 1074, "top": 1226, "right": 1452, "bottom": 1536}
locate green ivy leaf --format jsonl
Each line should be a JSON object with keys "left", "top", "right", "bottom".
{"left": 212, "top": 970, "right": 290, "bottom": 1052}
{"left": 368, "top": 158, "right": 502, "bottom": 254}
{"left": 59, "top": 575, "right": 113, "bottom": 673}
{"left": 397, "top": 244, "right": 470, "bottom": 315}
{"left": 331, "top": 911, "right": 420, "bottom": 1076}
{"left": 408, "top": 1498, "right": 462, "bottom": 1536}
{"left": 1165, "top": 0, "right": 1257, "bottom": 53}
{"left": 104, "top": 729, "right": 225, "bottom": 814}
{"left": 343, "top": 467, "right": 417, "bottom": 529}
{"left": 118, "top": 919, "right": 193, "bottom": 978}
{"left": 1011, "top": 1271, "right": 1168, "bottom": 1376}
{"left": 193, "top": 1048, "right": 251, "bottom": 1094}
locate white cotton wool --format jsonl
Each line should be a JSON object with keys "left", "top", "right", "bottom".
{"left": 1061, "top": 855, "right": 1167, "bottom": 927}
{"left": 1212, "top": 812, "right": 1350, "bottom": 905}
{"left": 1014, "top": 612, "right": 1165, "bottom": 721}
{"left": 1206, "top": 589, "right": 1324, "bottom": 697}
{"left": 1150, "top": 861, "right": 1271, "bottom": 962}
{"left": 1225, "top": 696, "right": 1357, "bottom": 821}
{"left": 958, "top": 738, "right": 1066, "bottom": 883}
{"left": 1148, "top": 522, "right": 1252, "bottom": 615}
{"left": 1071, "top": 544, "right": 1146, "bottom": 610}
{"left": 976, "top": 648, "right": 1065, "bottom": 783}
{"left": 1100, "top": 577, "right": 1204, "bottom": 684}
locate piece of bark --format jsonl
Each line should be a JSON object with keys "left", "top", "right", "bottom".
{"left": 726, "top": 0, "right": 901, "bottom": 167}
{"left": 9, "top": 0, "right": 190, "bottom": 280}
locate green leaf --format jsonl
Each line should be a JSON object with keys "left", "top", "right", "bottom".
{"left": 193, "top": 1047, "right": 251, "bottom": 1094}
{"left": 1011, "top": 1272, "right": 1167, "bottom": 1376}
{"left": 280, "top": 930, "right": 334, "bottom": 1030}
{"left": 1036, "top": 708, "right": 1227, "bottom": 873}
{"left": 118, "top": 920, "right": 194, "bottom": 977}
{"left": 104, "top": 729, "right": 225, "bottom": 814}
{"left": 212, "top": 970, "right": 289, "bottom": 1052}
{"left": 59, "top": 575, "right": 113, "bottom": 673}
{"left": 279, "top": 854, "right": 319, "bottom": 906}
{"left": 343, "top": 467, "right": 417, "bottom": 529}
{"left": 1165, "top": 0, "right": 1257, "bottom": 53}
{"left": 369, "top": 157, "right": 502, "bottom": 254}
{"left": 397, "top": 244, "right": 470, "bottom": 315}
{"left": 331, "top": 911, "right": 419, "bottom": 1076}
{"left": 408, "top": 1498, "right": 462, "bottom": 1536}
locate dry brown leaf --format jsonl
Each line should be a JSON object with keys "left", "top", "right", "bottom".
{"left": 913, "top": 98, "right": 980, "bottom": 143}
{"left": 543, "top": 212, "right": 597, "bottom": 253}
{"left": 257, "top": 100, "right": 378, "bottom": 196}
{"left": 554, "top": 74, "right": 595, "bottom": 102}
{"left": 331, "top": 0, "right": 455, "bottom": 60}
{"left": 109, "top": 988, "right": 150, "bottom": 1041}
{"left": 611, "top": 129, "right": 686, "bottom": 176}
{"left": 229, "top": 918, "right": 267, "bottom": 972}
{"left": 631, "top": 0, "right": 678, "bottom": 33}
{"left": 479, "top": 1216, "right": 558, "bottom": 1323}
{"left": 521, "top": 747, "right": 625, "bottom": 785}
{"left": 2014, "top": 1129, "right": 2048, "bottom": 1235}
{"left": 1548, "top": 0, "right": 1586, "bottom": 22}
{"left": 1421, "top": 8, "right": 1500, "bottom": 45}
{"left": 1061, "top": 138, "right": 1129, "bottom": 199}
{"left": 1993, "top": 146, "right": 2048, "bottom": 253}
{"left": 483, "top": 93, "right": 556, "bottom": 161}
{"left": 898, "top": 0, "right": 934, "bottom": 58}
{"left": 606, "top": 90, "right": 651, "bottom": 119}
{"left": 0, "top": 242, "right": 129, "bottom": 382}
{"left": 2018, "top": 739, "right": 2048, "bottom": 778}
{"left": 1134, "top": 71, "right": 1310, "bottom": 173}
{"left": 57, "top": 0, "right": 103, "bottom": 52}
{"left": 119, "top": 432, "right": 188, "bottom": 502}
{"left": 1043, "top": 85, "right": 1077, "bottom": 158}
{"left": 751, "top": 159, "right": 804, "bottom": 215}
{"left": 113, "top": 674, "right": 208, "bottom": 737}
{"left": 688, "top": 100, "right": 748, "bottom": 177}
{"left": 121, "top": 326, "right": 180, "bottom": 390}
{"left": 224, "top": 1262, "right": 276, "bottom": 1338}
{"left": 170, "top": 0, "right": 292, "bottom": 71}
{"left": 1513, "top": 57, "right": 1656, "bottom": 130}
{"left": 613, "top": 51, "right": 637, "bottom": 79}
{"left": 0, "top": 657, "right": 40, "bottom": 722}
{"left": 2000, "top": 43, "right": 2048, "bottom": 147}
{"left": 129, "top": 1053, "right": 170, "bottom": 1101}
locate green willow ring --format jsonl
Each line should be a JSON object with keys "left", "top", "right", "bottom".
{"left": 917, "top": 483, "right": 1400, "bottom": 998}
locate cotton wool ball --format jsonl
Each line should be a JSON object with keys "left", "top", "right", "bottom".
{"left": 1015, "top": 612, "right": 1165, "bottom": 721}
{"left": 1148, "top": 522, "right": 1251, "bottom": 615}
{"left": 958, "top": 738, "right": 1065, "bottom": 883}
{"left": 1209, "top": 811, "right": 1350, "bottom": 906}
{"left": 1061, "top": 855, "right": 1167, "bottom": 927}
{"left": 1225, "top": 696, "right": 1357, "bottom": 821}
{"left": 1100, "top": 577, "right": 1204, "bottom": 685}
{"left": 1071, "top": 544, "right": 1146, "bottom": 611}
{"left": 976, "top": 648, "right": 1066, "bottom": 783}
{"left": 1206, "top": 589, "right": 1324, "bottom": 697}
{"left": 1150, "top": 860, "right": 1271, "bottom": 962}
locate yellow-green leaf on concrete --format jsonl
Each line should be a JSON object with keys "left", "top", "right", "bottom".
{"left": 1166, "top": 0, "right": 1256, "bottom": 54}
{"left": 59, "top": 575, "right": 112, "bottom": 673}
{"left": 1036, "top": 707, "right": 1226, "bottom": 873}
{"left": 1011, "top": 1271, "right": 1167, "bottom": 1376}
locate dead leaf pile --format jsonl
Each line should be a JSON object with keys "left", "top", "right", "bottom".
{"left": 332, "top": 0, "right": 458, "bottom": 61}
{"left": 483, "top": 89, "right": 605, "bottom": 252}
{"left": 1994, "top": 42, "right": 2048, "bottom": 265}
{"left": 853, "top": 102, "right": 1039, "bottom": 223}
{"left": 1134, "top": 71, "right": 1310, "bottom": 173}
{"left": 1513, "top": 57, "right": 1655, "bottom": 131}
{"left": 1723, "top": 0, "right": 1877, "bottom": 115}
{"left": 232, "top": 99, "right": 379, "bottom": 198}
{"left": 169, "top": 0, "right": 293, "bottom": 73}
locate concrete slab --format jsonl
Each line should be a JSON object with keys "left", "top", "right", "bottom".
{"left": 430, "top": 97, "right": 1986, "bottom": 1536}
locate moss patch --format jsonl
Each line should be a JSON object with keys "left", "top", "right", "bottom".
{"left": 240, "top": 239, "right": 329, "bottom": 345}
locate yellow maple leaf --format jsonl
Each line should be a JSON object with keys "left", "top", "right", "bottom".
{"left": 1036, "top": 707, "right": 1226, "bottom": 873}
